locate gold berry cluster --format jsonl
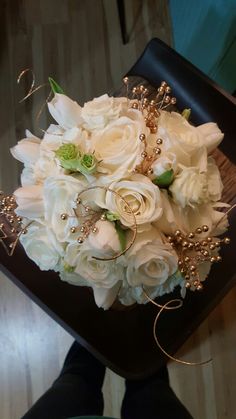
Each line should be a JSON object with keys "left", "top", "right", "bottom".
{"left": 167, "top": 225, "right": 230, "bottom": 291}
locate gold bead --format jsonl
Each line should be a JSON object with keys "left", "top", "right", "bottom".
{"left": 147, "top": 168, "right": 153, "bottom": 175}
{"left": 178, "top": 260, "right": 183, "bottom": 266}
{"left": 185, "top": 274, "right": 190, "bottom": 280}
{"left": 210, "top": 256, "right": 216, "bottom": 263}
{"left": 139, "top": 85, "right": 144, "bottom": 92}
{"left": 132, "top": 102, "right": 138, "bottom": 109}
{"left": 77, "top": 237, "right": 84, "bottom": 244}
{"left": 153, "top": 147, "right": 161, "bottom": 155}
{"left": 165, "top": 86, "right": 171, "bottom": 93}
{"left": 132, "top": 87, "right": 137, "bottom": 93}
{"left": 21, "top": 229, "right": 27, "bottom": 234}
{"left": 167, "top": 236, "right": 173, "bottom": 242}
{"left": 175, "top": 230, "right": 181, "bottom": 236}
{"left": 203, "top": 250, "right": 209, "bottom": 257}
{"left": 156, "top": 138, "right": 163, "bottom": 145}
{"left": 209, "top": 244, "right": 215, "bottom": 250}
{"left": 207, "top": 237, "right": 212, "bottom": 242}
{"left": 216, "top": 255, "right": 222, "bottom": 262}
{"left": 202, "top": 225, "right": 209, "bottom": 232}
{"left": 194, "top": 241, "right": 200, "bottom": 248}
{"left": 224, "top": 237, "right": 230, "bottom": 244}
{"left": 61, "top": 213, "right": 68, "bottom": 220}
{"left": 92, "top": 227, "right": 98, "bottom": 233}
{"left": 141, "top": 151, "right": 147, "bottom": 158}
{"left": 170, "top": 97, "right": 177, "bottom": 105}
{"left": 215, "top": 241, "right": 221, "bottom": 247}
{"left": 190, "top": 265, "right": 196, "bottom": 272}
{"left": 184, "top": 256, "right": 190, "bottom": 263}
{"left": 161, "top": 81, "right": 167, "bottom": 87}
{"left": 201, "top": 240, "right": 208, "bottom": 246}
{"left": 139, "top": 133, "right": 146, "bottom": 141}
{"left": 76, "top": 198, "right": 81, "bottom": 205}
{"left": 185, "top": 281, "right": 191, "bottom": 288}
{"left": 80, "top": 226, "right": 85, "bottom": 232}
{"left": 197, "top": 283, "right": 203, "bottom": 291}
{"left": 70, "top": 227, "right": 76, "bottom": 233}
{"left": 180, "top": 268, "right": 185, "bottom": 273}
{"left": 195, "top": 227, "right": 202, "bottom": 234}
{"left": 188, "top": 232, "right": 195, "bottom": 239}
{"left": 100, "top": 214, "right": 106, "bottom": 221}
{"left": 164, "top": 96, "right": 170, "bottom": 103}
{"left": 182, "top": 241, "right": 189, "bottom": 248}
{"left": 193, "top": 280, "right": 199, "bottom": 287}
{"left": 123, "top": 76, "right": 129, "bottom": 84}
{"left": 188, "top": 243, "right": 194, "bottom": 249}
{"left": 85, "top": 206, "right": 90, "bottom": 212}
{"left": 150, "top": 126, "right": 157, "bottom": 134}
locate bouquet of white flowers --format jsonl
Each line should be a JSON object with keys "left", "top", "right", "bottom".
{"left": 5, "top": 77, "right": 229, "bottom": 310}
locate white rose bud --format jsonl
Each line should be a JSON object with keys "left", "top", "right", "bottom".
{"left": 48, "top": 93, "right": 83, "bottom": 130}
{"left": 14, "top": 185, "right": 44, "bottom": 219}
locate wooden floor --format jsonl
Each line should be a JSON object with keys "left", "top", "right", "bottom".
{"left": 0, "top": 1, "right": 236, "bottom": 418}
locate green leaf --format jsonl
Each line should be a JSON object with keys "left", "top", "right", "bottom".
{"left": 153, "top": 169, "right": 174, "bottom": 188}
{"left": 48, "top": 77, "right": 64, "bottom": 94}
{"left": 182, "top": 108, "right": 191, "bottom": 120}
{"left": 114, "top": 222, "right": 126, "bottom": 252}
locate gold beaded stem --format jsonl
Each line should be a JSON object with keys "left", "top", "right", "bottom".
{"left": 75, "top": 186, "right": 137, "bottom": 261}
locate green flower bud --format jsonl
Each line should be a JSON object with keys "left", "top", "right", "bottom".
{"left": 105, "top": 211, "right": 120, "bottom": 222}
{"left": 64, "top": 263, "right": 75, "bottom": 273}
{"left": 153, "top": 169, "right": 174, "bottom": 188}
{"left": 182, "top": 108, "right": 191, "bottom": 120}
{"left": 77, "top": 153, "right": 98, "bottom": 175}
{"left": 55, "top": 144, "right": 81, "bottom": 171}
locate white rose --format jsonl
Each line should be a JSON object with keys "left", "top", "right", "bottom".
{"left": 14, "top": 185, "right": 44, "bottom": 219}
{"left": 169, "top": 158, "right": 223, "bottom": 208}
{"left": 20, "top": 222, "right": 64, "bottom": 271}
{"left": 170, "top": 167, "right": 208, "bottom": 208}
{"left": 87, "top": 220, "right": 121, "bottom": 253}
{"left": 207, "top": 157, "right": 223, "bottom": 202}
{"left": 91, "top": 111, "right": 148, "bottom": 183}
{"left": 104, "top": 174, "right": 162, "bottom": 228}
{"left": 154, "top": 190, "right": 228, "bottom": 236}
{"left": 10, "top": 137, "right": 40, "bottom": 165}
{"left": 48, "top": 94, "right": 82, "bottom": 130}
{"left": 43, "top": 175, "right": 87, "bottom": 242}
{"left": 64, "top": 242, "right": 124, "bottom": 290}
{"left": 124, "top": 229, "right": 178, "bottom": 289}
{"left": 92, "top": 282, "right": 122, "bottom": 310}
{"left": 159, "top": 111, "right": 223, "bottom": 154}
{"left": 21, "top": 167, "right": 35, "bottom": 186}
{"left": 81, "top": 94, "right": 126, "bottom": 131}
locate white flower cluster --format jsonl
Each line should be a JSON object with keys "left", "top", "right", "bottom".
{"left": 11, "top": 91, "right": 226, "bottom": 309}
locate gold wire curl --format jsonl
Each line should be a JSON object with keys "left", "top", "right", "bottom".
{"left": 75, "top": 185, "right": 137, "bottom": 261}
{"left": 143, "top": 287, "right": 212, "bottom": 366}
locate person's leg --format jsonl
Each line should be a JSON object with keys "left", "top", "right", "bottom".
{"left": 21, "top": 341, "right": 106, "bottom": 419}
{"left": 121, "top": 366, "right": 193, "bottom": 419}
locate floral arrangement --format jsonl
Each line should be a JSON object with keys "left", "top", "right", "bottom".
{"left": 3, "top": 77, "right": 230, "bottom": 310}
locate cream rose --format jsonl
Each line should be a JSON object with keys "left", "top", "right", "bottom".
{"left": 48, "top": 94, "right": 83, "bottom": 130}
{"left": 91, "top": 111, "right": 148, "bottom": 183}
{"left": 123, "top": 229, "right": 178, "bottom": 289}
{"left": 104, "top": 174, "right": 162, "bottom": 228}
{"left": 43, "top": 175, "right": 87, "bottom": 242}
{"left": 81, "top": 94, "right": 126, "bottom": 131}
{"left": 20, "top": 222, "right": 64, "bottom": 271}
